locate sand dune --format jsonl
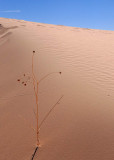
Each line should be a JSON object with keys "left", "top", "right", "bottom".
{"left": 0, "top": 17, "right": 114, "bottom": 160}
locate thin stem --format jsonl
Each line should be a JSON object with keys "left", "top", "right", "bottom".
{"left": 32, "top": 53, "right": 37, "bottom": 97}
{"left": 32, "top": 52, "right": 39, "bottom": 146}
{"left": 32, "top": 53, "right": 37, "bottom": 83}
{"left": 38, "top": 72, "right": 61, "bottom": 84}
{"left": 38, "top": 95, "right": 64, "bottom": 130}
{"left": 36, "top": 82, "right": 39, "bottom": 146}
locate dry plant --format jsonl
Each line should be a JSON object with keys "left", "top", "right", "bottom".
{"left": 17, "top": 51, "right": 63, "bottom": 159}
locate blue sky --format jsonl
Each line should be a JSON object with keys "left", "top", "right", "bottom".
{"left": 0, "top": 0, "right": 114, "bottom": 30}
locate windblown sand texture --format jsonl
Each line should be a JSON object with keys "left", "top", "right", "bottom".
{"left": 0, "top": 18, "right": 114, "bottom": 160}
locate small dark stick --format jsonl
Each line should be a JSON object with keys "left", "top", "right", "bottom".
{"left": 31, "top": 147, "right": 38, "bottom": 160}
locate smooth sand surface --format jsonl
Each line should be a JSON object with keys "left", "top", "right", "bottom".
{"left": 0, "top": 17, "right": 114, "bottom": 160}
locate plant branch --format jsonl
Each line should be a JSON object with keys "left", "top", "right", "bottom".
{"left": 38, "top": 95, "right": 64, "bottom": 130}
{"left": 38, "top": 72, "right": 61, "bottom": 84}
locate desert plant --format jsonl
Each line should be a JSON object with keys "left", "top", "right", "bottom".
{"left": 18, "top": 51, "right": 63, "bottom": 158}
{"left": 31, "top": 51, "right": 63, "bottom": 147}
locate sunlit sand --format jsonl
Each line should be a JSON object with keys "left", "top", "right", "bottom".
{"left": 0, "top": 18, "right": 114, "bottom": 160}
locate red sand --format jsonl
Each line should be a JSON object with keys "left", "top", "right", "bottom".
{"left": 0, "top": 18, "right": 114, "bottom": 160}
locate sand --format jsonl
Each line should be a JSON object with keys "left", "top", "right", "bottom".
{"left": 0, "top": 17, "right": 114, "bottom": 160}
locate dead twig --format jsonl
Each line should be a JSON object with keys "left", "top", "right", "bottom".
{"left": 31, "top": 147, "right": 38, "bottom": 160}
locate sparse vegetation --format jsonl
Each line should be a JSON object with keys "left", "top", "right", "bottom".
{"left": 17, "top": 51, "right": 63, "bottom": 159}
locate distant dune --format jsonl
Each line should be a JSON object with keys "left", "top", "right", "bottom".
{"left": 0, "top": 17, "right": 114, "bottom": 160}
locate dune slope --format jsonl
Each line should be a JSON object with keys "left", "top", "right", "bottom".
{"left": 0, "top": 18, "right": 114, "bottom": 160}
